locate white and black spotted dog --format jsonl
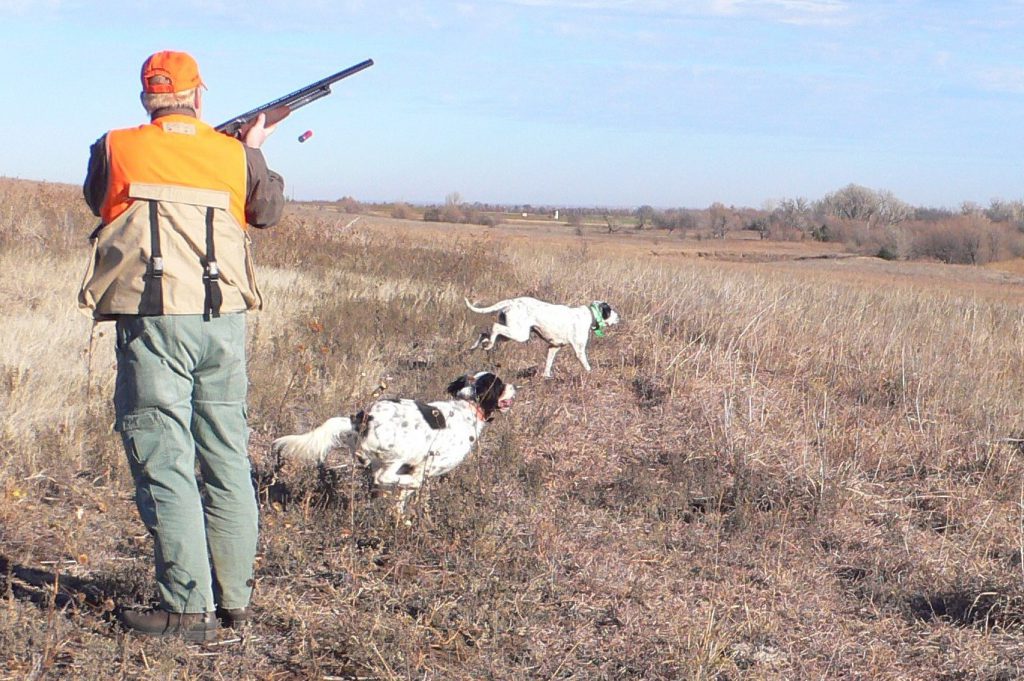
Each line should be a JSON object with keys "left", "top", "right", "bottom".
{"left": 271, "top": 372, "right": 516, "bottom": 512}
{"left": 466, "top": 296, "right": 620, "bottom": 378}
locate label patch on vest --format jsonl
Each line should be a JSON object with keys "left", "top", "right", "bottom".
{"left": 162, "top": 121, "right": 197, "bottom": 135}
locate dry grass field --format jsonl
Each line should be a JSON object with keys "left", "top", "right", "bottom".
{"left": 4, "top": 177, "right": 1024, "bottom": 679}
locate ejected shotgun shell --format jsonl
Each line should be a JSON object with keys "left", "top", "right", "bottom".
{"left": 298, "top": 130, "right": 313, "bottom": 143}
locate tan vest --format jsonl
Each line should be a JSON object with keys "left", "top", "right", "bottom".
{"left": 78, "top": 182, "right": 262, "bottom": 320}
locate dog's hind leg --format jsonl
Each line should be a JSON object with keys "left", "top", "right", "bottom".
{"left": 470, "top": 329, "right": 507, "bottom": 351}
{"left": 483, "top": 322, "right": 530, "bottom": 350}
{"left": 468, "top": 331, "right": 490, "bottom": 350}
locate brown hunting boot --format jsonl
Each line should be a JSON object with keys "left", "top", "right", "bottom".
{"left": 118, "top": 607, "right": 218, "bottom": 642}
{"left": 215, "top": 606, "right": 249, "bottom": 629}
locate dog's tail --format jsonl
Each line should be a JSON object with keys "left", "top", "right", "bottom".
{"left": 271, "top": 416, "right": 356, "bottom": 463}
{"left": 464, "top": 297, "right": 510, "bottom": 315}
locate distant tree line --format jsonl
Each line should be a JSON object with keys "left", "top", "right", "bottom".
{"left": 345, "top": 183, "right": 1024, "bottom": 265}
{"left": 609, "top": 184, "right": 1024, "bottom": 265}
{"left": 753, "top": 184, "right": 1024, "bottom": 264}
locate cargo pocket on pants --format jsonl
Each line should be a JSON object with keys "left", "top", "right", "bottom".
{"left": 117, "top": 408, "right": 168, "bottom": 465}
{"left": 116, "top": 408, "right": 168, "bottom": 531}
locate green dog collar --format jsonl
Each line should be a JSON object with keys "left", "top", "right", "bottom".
{"left": 590, "top": 303, "right": 607, "bottom": 337}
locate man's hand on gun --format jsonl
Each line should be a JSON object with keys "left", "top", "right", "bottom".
{"left": 243, "top": 113, "right": 277, "bottom": 150}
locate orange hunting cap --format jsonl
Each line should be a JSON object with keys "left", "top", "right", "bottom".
{"left": 140, "top": 50, "right": 205, "bottom": 94}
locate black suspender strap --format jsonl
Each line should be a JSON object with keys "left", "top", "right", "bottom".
{"left": 203, "top": 206, "right": 223, "bottom": 320}
{"left": 139, "top": 200, "right": 164, "bottom": 315}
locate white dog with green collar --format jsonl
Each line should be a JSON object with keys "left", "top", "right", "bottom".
{"left": 466, "top": 296, "right": 620, "bottom": 378}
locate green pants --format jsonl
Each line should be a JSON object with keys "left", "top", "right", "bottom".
{"left": 114, "top": 313, "right": 258, "bottom": 614}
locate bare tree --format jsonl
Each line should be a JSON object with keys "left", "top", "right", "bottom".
{"left": 819, "top": 183, "right": 879, "bottom": 222}
{"left": 709, "top": 202, "right": 730, "bottom": 239}
{"left": 748, "top": 215, "right": 771, "bottom": 240}
{"left": 961, "top": 201, "right": 983, "bottom": 216}
{"left": 876, "top": 190, "right": 912, "bottom": 225}
{"left": 986, "top": 198, "right": 1024, "bottom": 224}
{"left": 773, "top": 197, "right": 813, "bottom": 235}
{"left": 635, "top": 205, "right": 655, "bottom": 230}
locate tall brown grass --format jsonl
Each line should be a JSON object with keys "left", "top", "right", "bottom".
{"left": 3, "top": 177, "right": 1024, "bottom": 679}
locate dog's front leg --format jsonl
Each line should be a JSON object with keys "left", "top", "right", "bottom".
{"left": 376, "top": 463, "right": 420, "bottom": 489}
{"left": 375, "top": 464, "right": 419, "bottom": 522}
{"left": 570, "top": 340, "right": 591, "bottom": 372}
{"left": 395, "top": 488, "right": 416, "bottom": 519}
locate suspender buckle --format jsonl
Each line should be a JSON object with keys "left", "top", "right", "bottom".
{"left": 203, "top": 259, "right": 223, "bottom": 320}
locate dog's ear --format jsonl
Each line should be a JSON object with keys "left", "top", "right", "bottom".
{"left": 599, "top": 302, "right": 612, "bottom": 320}
{"left": 446, "top": 375, "right": 473, "bottom": 398}
{"left": 473, "top": 373, "right": 504, "bottom": 412}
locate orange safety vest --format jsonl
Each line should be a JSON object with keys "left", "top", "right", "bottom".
{"left": 101, "top": 114, "right": 248, "bottom": 227}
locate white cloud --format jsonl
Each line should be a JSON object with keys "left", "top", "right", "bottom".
{"left": 497, "top": 0, "right": 852, "bottom": 25}
{"left": 977, "top": 66, "right": 1024, "bottom": 95}
{"left": 0, "top": 0, "right": 63, "bottom": 16}
{"left": 712, "top": 0, "right": 851, "bottom": 25}
{"left": 766, "top": 0, "right": 845, "bottom": 12}
{"left": 498, "top": 0, "right": 679, "bottom": 8}
{"left": 709, "top": 0, "right": 739, "bottom": 15}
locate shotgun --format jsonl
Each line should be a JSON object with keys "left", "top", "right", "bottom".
{"left": 215, "top": 58, "right": 374, "bottom": 138}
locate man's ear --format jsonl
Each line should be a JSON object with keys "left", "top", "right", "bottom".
{"left": 194, "top": 88, "right": 202, "bottom": 117}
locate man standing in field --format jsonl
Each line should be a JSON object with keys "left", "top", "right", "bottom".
{"left": 79, "top": 50, "right": 284, "bottom": 641}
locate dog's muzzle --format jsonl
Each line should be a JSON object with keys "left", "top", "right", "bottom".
{"left": 498, "top": 385, "right": 517, "bottom": 411}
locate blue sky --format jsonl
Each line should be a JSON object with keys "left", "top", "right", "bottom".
{"left": 2, "top": 0, "right": 1023, "bottom": 209}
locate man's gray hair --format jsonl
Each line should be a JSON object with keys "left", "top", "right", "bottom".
{"left": 140, "top": 87, "right": 198, "bottom": 115}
